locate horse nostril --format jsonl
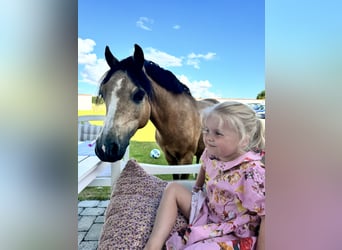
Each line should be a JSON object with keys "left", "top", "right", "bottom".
{"left": 108, "top": 142, "right": 119, "bottom": 155}
{"left": 95, "top": 140, "right": 124, "bottom": 162}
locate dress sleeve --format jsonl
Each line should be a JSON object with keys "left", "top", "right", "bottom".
{"left": 199, "top": 149, "right": 208, "bottom": 171}
{"left": 237, "top": 162, "right": 265, "bottom": 216}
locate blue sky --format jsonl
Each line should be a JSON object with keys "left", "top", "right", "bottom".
{"left": 78, "top": 0, "right": 264, "bottom": 99}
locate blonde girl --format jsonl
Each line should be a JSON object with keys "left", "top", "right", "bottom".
{"left": 145, "top": 101, "right": 265, "bottom": 250}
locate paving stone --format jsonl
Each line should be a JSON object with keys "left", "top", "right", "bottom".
{"left": 78, "top": 200, "right": 100, "bottom": 208}
{"left": 80, "top": 207, "right": 106, "bottom": 216}
{"left": 78, "top": 216, "right": 96, "bottom": 231}
{"left": 95, "top": 216, "right": 105, "bottom": 223}
{"left": 98, "top": 200, "right": 110, "bottom": 207}
{"left": 78, "top": 207, "right": 84, "bottom": 215}
{"left": 85, "top": 223, "right": 104, "bottom": 241}
{"left": 78, "top": 240, "right": 98, "bottom": 250}
{"left": 78, "top": 232, "right": 86, "bottom": 245}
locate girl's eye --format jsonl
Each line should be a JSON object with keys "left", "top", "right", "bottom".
{"left": 215, "top": 131, "right": 224, "bottom": 136}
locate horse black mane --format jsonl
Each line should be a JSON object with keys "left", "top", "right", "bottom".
{"left": 99, "top": 56, "right": 192, "bottom": 99}
{"left": 144, "top": 60, "right": 192, "bottom": 97}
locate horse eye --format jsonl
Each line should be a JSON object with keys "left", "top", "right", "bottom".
{"left": 132, "top": 89, "right": 145, "bottom": 103}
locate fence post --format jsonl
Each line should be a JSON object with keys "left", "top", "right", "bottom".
{"left": 110, "top": 146, "right": 130, "bottom": 189}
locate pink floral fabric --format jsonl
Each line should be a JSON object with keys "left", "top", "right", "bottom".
{"left": 166, "top": 150, "right": 265, "bottom": 250}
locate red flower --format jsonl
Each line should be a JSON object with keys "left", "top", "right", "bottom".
{"left": 239, "top": 237, "right": 253, "bottom": 250}
{"left": 232, "top": 237, "right": 254, "bottom": 250}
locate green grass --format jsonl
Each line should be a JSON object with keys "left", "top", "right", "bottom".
{"left": 129, "top": 141, "right": 197, "bottom": 181}
{"left": 129, "top": 141, "right": 174, "bottom": 181}
{"left": 78, "top": 186, "right": 112, "bottom": 201}
{"left": 129, "top": 141, "right": 168, "bottom": 165}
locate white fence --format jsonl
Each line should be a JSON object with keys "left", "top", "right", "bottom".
{"left": 78, "top": 115, "right": 200, "bottom": 191}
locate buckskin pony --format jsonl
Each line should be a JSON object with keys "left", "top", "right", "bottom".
{"left": 95, "top": 44, "right": 218, "bottom": 179}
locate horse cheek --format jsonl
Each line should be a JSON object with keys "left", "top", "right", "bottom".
{"left": 138, "top": 100, "right": 151, "bottom": 129}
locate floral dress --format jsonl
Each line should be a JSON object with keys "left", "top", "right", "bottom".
{"left": 165, "top": 149, "right": 265, "bottom": 250}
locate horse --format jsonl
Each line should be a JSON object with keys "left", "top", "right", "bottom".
{"left": 95, "top": 44, "right": 218, "bottom": 179}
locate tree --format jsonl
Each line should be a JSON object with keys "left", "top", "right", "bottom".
{"left": 256, "top": 90, "right": 265, "bottom": 99}
{"left": 92, "top": 96, "right": 104, "bottom": 104}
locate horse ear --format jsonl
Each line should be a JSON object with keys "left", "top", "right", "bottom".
{"left": 105, "top": 46, "right": 119, "bottom": 68}
{"left": 133, "top": 44, "right": 144, "bottom": 69}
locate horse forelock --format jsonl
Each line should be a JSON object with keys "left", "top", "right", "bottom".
{"left": 144, "top": 60, "right": 192, "bottom": 96}
{"left": 99, "top": 56, "right": 153, "bottom": 99}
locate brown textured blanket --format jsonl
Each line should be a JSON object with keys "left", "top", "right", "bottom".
{"left": 98, "top": 159, "right": 188, "bottom": 249}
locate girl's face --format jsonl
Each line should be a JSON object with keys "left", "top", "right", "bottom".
{"left": 202, "top": 114, "right": 245, "bottom": 162}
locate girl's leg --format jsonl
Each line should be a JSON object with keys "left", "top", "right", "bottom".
{"left": 144, "top": 182, "right": 192, "bottom": 250}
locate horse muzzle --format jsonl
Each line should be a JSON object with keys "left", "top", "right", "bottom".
{"left": 95, "top": 138, "right": 128, "bottom": 162}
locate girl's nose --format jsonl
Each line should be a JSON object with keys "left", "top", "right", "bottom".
{"left": 206, "top": 134, "right": 214, "bottom": 142}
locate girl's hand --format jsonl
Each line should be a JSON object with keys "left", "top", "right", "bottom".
{"left": 192, "top": 185, "right": 202, "bottom": 192}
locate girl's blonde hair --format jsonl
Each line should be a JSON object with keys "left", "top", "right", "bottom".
{"left": 201, "top": 101, "right": 265, "bottom": 152}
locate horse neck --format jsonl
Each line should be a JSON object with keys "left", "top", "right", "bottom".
{"left": 148, "top": 80, "right": 196, "bottom": 134}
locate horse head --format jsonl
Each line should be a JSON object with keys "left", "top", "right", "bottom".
{"left": 95, "top": 44, "right": 151, "bottom": 162}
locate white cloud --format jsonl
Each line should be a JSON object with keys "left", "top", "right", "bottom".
{"left": 78, "top": 38, "right": 109, "bottom": 86}
{"left": 187, "top": 52, "right": 216, "bottom": 69}
{"left": 80, "top": 58, "right": 109, "bottom": 85}
{"left": 188, "top": 52, "right": 216, "bottom": 60}
{"left": 78, "top": 38, "right": 97, "bottom": 64}
{"left": 173, "top": 24, "right": 180, "bottom": 30}
{"left": 187, "top": 58, "right": 201, "bottom": 69}
{"left": 177, "top": 74, "right": 219, "bottom": 99}
{"left": 136, "top": 17, "right": 154, "bottom": 31}
{"left": 139, "top": 47, "right": 218, "bottom": 98}
{"left": 144, "top": 47, "right": 183, "bottom": 67}
{"left": 78, "top": 41, "right": 218, "bottom": 98}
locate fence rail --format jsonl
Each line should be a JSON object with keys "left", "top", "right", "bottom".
{"left": 78, "top": 115, "right": 200, "bottom": 192}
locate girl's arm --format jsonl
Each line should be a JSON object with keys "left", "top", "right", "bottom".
{"left": 256, "top": 216, "right": 265, "bottom": 250}
{"left": 193, "top": 164, "right": 205, "bottom": 192}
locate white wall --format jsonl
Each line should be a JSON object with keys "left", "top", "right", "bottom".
{"left": 78, "top": 94, "right": 92, "bottom": 110}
